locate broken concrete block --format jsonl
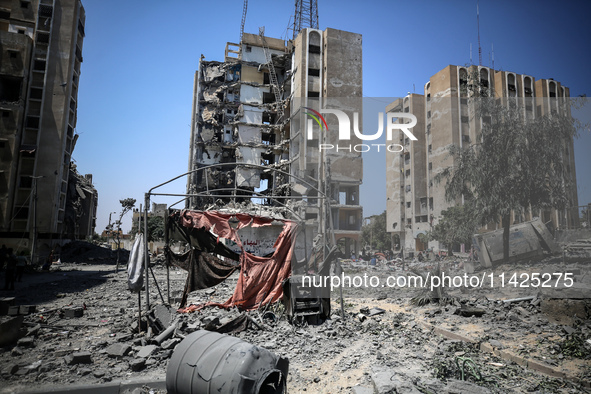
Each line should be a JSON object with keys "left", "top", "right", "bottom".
{"left": 368, "top": 307, "right": 386, "bottom": 317}
{"left": 371, "top": 366, "right": 422, "bottom": 394}
{"left": 79, "top": 368, "right": 92, "bottom": 376}
{"left": 11, "top": 346, "right": 23, "bottom": 356}
{"left": 3, "top": 364, "right": 19, "bottom": 375}
{"left": 454, "top": 307, "right": 486, "bottom": 317}
{"left": 161, "top": 338, "right": 181, "bottom": 350}
{"left": 106, "top": 343, "right": 131, "bottom": 358}
{"left": 63, "top": 306, "right": 84, "bottom": 318}
{"left": 26, "top": 324, "right": 41, "bottom": 337}
{"left": 16, "top": 337, "right": 35, "bottom": 348}
{"left": 0, "top": 297, "right": 16, "bottom": 315}
{"left": 0, "top": 315, "right": 24, "bottom": 347}
{"left": 129, "top": 358, "right": 145, "bottom": 371}
{"left": 351, "top": 386, "right": 374, "bottom": 394}
{"left": 7, "top": 306, "right": 20, "bottom": 316}
{"left": 65, "top": 351, "right": 92, "bottom": 365}
{"left": 152, "top": 304, "right": 172, "bottom": 331}
{"left": 489, "top": 339, "right": 503, "bottom": 349}
{"left": 19, "top": 305, "right": 36, "bottom": 315}
{"left": 136, "top": 344, "right": 157, "bottom": 359}
{"left": 160, "top": 349, "right": 173, "bottom": 359}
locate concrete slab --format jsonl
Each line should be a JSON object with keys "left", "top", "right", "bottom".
{"left": 136, "top": 345, "right": 157, "bottom": 359}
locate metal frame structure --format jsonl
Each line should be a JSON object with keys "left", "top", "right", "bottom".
{"left": 141, "top": 162, "right": 336, "bottom": 310}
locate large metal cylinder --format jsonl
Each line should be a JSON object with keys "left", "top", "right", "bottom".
{"left": 166, "top": 330, "right": 289, "bottom": 394}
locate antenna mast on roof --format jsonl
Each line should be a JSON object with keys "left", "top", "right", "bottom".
{"left": 293, "top": 0, "right": 319, "bottom": 40}
{"left": 477, "top": 0, "right": 482, "bottom": 66}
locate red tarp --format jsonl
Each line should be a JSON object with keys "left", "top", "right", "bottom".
{"left": 178, "top": 210, "right": 297, "bottom": 312}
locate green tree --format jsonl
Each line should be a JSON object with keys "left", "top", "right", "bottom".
{"left": 147, "top": 216, "right": 165, "bottom": 242}
{"left": 437, "top": 92, "right": 578, "bottom": 262}
{"left": 114, "top": 198, "right": 136, "bottom": 271}
{"left": 361, "top": 211, "right": 391, "bottom": 251}
{"left": 119, "top": 198, "right": 136, "bottom": 216}
{"left": 429, "top": 204, "right": 479, "bottom": 254}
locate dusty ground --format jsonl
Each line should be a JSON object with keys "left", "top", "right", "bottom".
{"left": 0, "top": 246, "right": 590, "bottom": 393}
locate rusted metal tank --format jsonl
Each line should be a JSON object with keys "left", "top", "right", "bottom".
{"left": 166, "top": 330, "right": 289, "bottom": 394}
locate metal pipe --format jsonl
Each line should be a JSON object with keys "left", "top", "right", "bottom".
{"left": 144, "top": 194, "right": 150, "bottom": 310}
{"left": 165, "top": 211, "right": 170, "bottom": 305}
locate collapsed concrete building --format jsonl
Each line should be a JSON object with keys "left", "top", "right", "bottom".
{"left": 0, "top": 0, "right": 95, "bottom": 253}
{"left": 186, "top": 27, "right": 363, "bottom": 257}
{"left": 386, "top": 65, "right": 579, "bottom": 253}
{"left": 64, "top": 164, "right": 97, "bottom": 240}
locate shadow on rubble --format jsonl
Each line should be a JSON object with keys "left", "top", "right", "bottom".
{"left": 0, "top": 266, "right": 114, "bottom": 306}
{"left": 59, "top": 240, "right": 130, "bottom": 264}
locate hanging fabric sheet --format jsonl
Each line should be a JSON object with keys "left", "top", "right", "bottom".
{"left": 175, "top": 210, "right": 297, "bottom": 312}
{"left": 167, "top": 248, "right": 239, "bottom": 308}
{"left": 127, "top": 233, "right": 145, "bottom": 293}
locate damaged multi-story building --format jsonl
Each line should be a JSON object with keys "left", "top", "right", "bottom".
{"left": 186, "top": 26, "right": 363, "bottom": 257}
{"left": 386, "top": 65, "right": 579, "bottom": 253}
{"left": 0, "top": 0, "right": 94, "bottom": 254}
{"left": 64, "top": 164, "right": 97, "bottom": 240}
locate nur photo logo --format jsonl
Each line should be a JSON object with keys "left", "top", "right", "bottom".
{"left": 303, "top": 106, "right": 418, "bottom": 153}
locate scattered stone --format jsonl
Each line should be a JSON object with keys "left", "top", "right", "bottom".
{"left": 19, "top": 305, "right": 37, "bottom": 315}
{"left": 106, "top": 343, "right": 131, "bottom": 358}
{"left": 454, "top": 307, "right": 486, "bottom": 318}
{"left": 368, "top": 307, "right": 386, "bottom": 317}
{"left": 4, "top": 364, "right": 19, "bottom": 375}
{"left": 79, "top": 368, "right": 92, "bottom": 376}
{"left": 161, "top": 338, "right": 181, "bottom": 350}
{"left": 159, "top": 349, "right": 173, "bottom": 360}
{"left": 38, "top": 363, "right": 53, "bottom": 373}
{"left": 371, "top": 366, "right": 422, "bottom": 394}
{"left": 489, "top": 339, "right": 504, "bottom": 349}
{"left": 26, "top": 324, "right": 41, "bottom": 337}
{"left": 93, "top": 369, "right": 106, "bottom": 378}
{"left": 262, "top": 341, "right": 276, "bottom": 350}
{"left": 7, "top": 306, "right": 20, "bottom": 316}
{"left": 11, "top": 347, "right": 23, "bottom": 356}
{"left": 563, "top": 326, "right": 576, "bottom": 335}
{"left": 63, "top": 306, "right": 84, "bottom": 318}
{"left": 0, "top": 315, "right": 24, "bottom": 347}
{"left": 129, "top": 358, "right": 146, "bottom": 371}
{"left": 64, "top": 351, "right": 92, "bottom": 365}
{"left": 17, "top": 337, "right": 35, "bottom": 348}
{"left": 136, "top": 344, "right": 157, "bottom": 358}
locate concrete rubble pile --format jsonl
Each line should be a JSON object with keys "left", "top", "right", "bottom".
{"left": 0, "top": 245, "right": 590, "bottom": 393}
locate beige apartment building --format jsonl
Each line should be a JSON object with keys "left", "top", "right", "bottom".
{"left": 0, "top": 0, "right": 96, "bottom": 252}
{"left": 386, "top": 65, "right": 578, "bottom": 253}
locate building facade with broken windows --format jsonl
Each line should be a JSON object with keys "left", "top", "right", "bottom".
{"left": 0, "top": 0, "right": 92, "bottom": 251}
{"left": 386, "top": 65, "right": 579, "bottom": 253}
{"left": 187, "top": 27, "right": 363, "bottom": 257}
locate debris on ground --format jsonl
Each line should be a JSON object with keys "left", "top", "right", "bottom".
{"left": 0, "top": 245, "right": 590, "bottom": 393}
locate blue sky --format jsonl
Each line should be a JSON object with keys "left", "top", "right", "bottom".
{"left": 74, "top": 0, "right": 591, "bottom": 233}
